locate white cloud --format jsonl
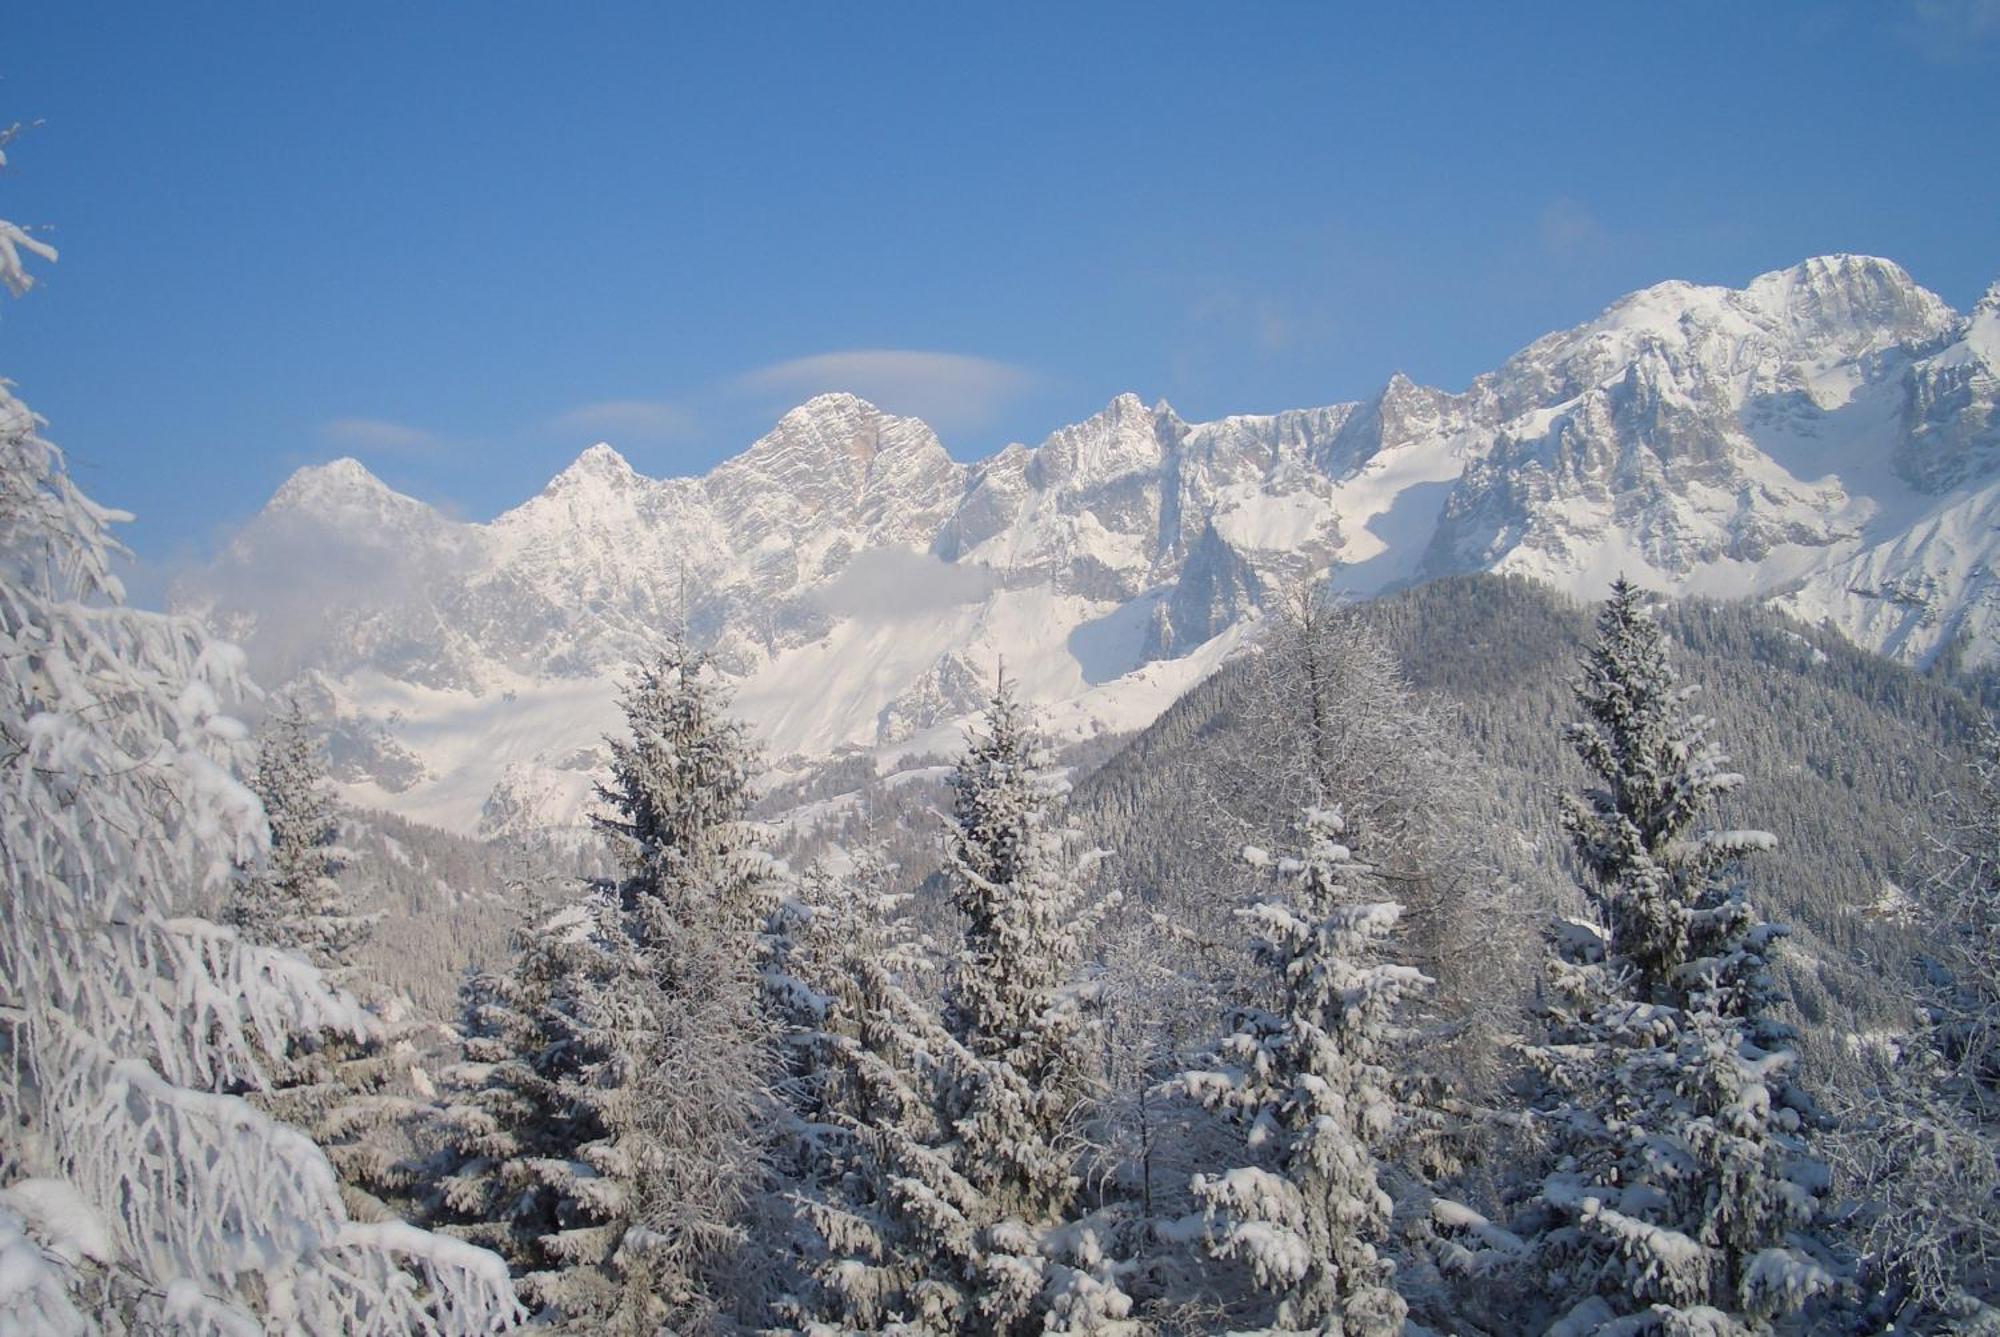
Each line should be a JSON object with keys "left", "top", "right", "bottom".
{"left": 319, "top": 417, "right": 441, "bottom": 453}
{"left": 170, "top": 506, "right": 474, "bottom": 685}
{"left": 810, "top": 548, "right": 998, "bottom": 620}
{"left": 548, "top": 398, "right": 696, "bottom": 442}
{"left": 735, "top": 349, "right": 1035, "bottom": 435}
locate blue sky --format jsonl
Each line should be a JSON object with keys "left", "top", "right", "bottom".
{"left": 4, "top": 2, "right": 1998, "bottom": 578}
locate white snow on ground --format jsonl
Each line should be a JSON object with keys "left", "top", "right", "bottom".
{"left": 328, "top": 584, "right": 1260, "bottom": 834}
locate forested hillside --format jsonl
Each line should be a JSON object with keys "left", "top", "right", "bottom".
{"left": 1077, "top": 574, "right": 1982, "bottom": 1038}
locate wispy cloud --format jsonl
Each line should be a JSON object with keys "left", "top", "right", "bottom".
{"left": 548, "top": 398, "right": 697, "bottom": 443}
{"left": 172, "top": 504, "right": 477, "bottom": 685}
{"left": 734, "top": 350, "right": 1035, "bottom": 435}
{"left": 319, "top": 416, "right": 442, "bottom": 454}
{"left": 1901, "top": 0, "right": 2000, "bottom": 62}
{"left": 810, "top": 549, "right": 998, "bottom": 620}
{"left": 1538, "top": 197, "right": 1610, "bottom": 261}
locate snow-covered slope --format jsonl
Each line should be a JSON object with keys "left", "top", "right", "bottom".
{"left": 173, "top": 255, "right": 2000, "bottom": 834}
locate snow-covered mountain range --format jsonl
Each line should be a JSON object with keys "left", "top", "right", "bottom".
{"left": 173, "top": 254, "right": 2000, "bottom": 834}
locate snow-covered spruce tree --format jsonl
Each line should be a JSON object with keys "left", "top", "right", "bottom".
{"left": 0, "top": 134, "right": 520, "bottom": 1332}
{"left": 760, "top": 850, "right": 911, "bottom": 1318}
{"left": 1827, "top": 720, "right": 2000, "bottom": 1326}
{"left": 590, "top": 645, "right": 777, "bottom": 1329}
{"left": 226, "top": 696, "right": 369, "bottom": 963}
{"left": 226, "top": 697, "right": 427, "bottom": 1224}
{"left": 428, "top": 895, "right": 621, "bottom": 1319}
{"left": 1490, "top": 579, "right": 1833, "bottom": 1333}
{"left": 793, "top": 678, "right": 1134, "bottom": 1333}
{"left": 941, "top": 676, "right": 1134, "bottom": 1333}
{"left": 436, "top": 646, "right": 775, "bottom": 1332}
{"left": 787, "top": 905, "right": 983, "bottom": 1332}
{"left": 762, "top": 860, "right": 838, "bottom": 1186}
{"left": 1174, "top": 807, "right": 1429, "bottom": 1336}
{"left": 767, "top": 847, "right": 919, "bottom": 1186}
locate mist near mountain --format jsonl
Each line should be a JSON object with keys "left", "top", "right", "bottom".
{"left": 172, "top": 254, "right": 2000, "bottom": 835}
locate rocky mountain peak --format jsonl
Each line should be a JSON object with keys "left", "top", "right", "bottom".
{"left": 266, "top": 457, "right": 426, "bottom": 521}
{"left": 1894, "top": 269, "right": 2000, "bottom": 494}
{"left": 696, "top": 394, "right": 963, "bottom": 561}
{"left": 1742, "top": 253, "right": 1953, "bottom": 356}
{"left": 773, "top": 390, "right": 878, "bottom": 430}
{"left": 270, "top": 456, "right": 380, "bottom": 501}
{"left": 736, "top": 392, "right": 909, "bottom": 478}
{"left": 1029, "top": 391, "right": 1172, "bottom": 491}
{"left": 544, "top": 442, "right": 638, "bottom": 493}
{"left": 1374, "top": 372, "right": 1453, "bottom": 437}
{"left": 1972, "top": 279, "right": 2000, "bottom": 323}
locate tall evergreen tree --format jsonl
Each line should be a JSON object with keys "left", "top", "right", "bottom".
{"left": 793, "top": 678, "right": 1134, "bottom": 1334}
{"left": 590, "top": 645, "right": 776, "bottom": 1328}
{"left": 226, "top": 696, "right": 370, "bottom": 965}
{"left": 766, "top": 847, "right": 920, "bottom": 1187}
{"left": 942, "top": 677, "right": 1135, "bottom": 1333}
{"left": 225, "top": 698, "right": 429, "bottom": 1223}
{"left": 788, "top": 916, "right": 985, "bottom": 1332}
{"left": 1519, "top": 579, "right": 1833, "bottom": 1333}
{"left": 943, "top": 681, "right": 1094, "bottom": 1221}
{"left": 431, "top": 646, "right": 774, "bottom": 1332}
{"left": 431, "top": 895, "right": 627, "bottom": 1320}
{"left": 1176, "top": 807, "right": 1427, "bottom": 1336}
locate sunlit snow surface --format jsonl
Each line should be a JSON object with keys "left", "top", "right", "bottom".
{"left": 177, "top": 256, "right": 2000, "bottom": 834}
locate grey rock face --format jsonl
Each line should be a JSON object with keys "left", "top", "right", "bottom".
{"left": 1144, "top": 524, "right": 1265, "bottom": 663}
